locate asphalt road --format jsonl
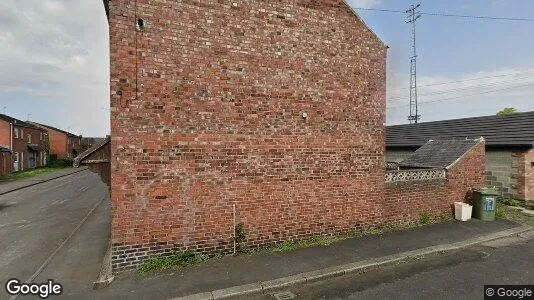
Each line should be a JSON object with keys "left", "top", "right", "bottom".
{"left": 244, "top": 233, "right": 534, "bottom": 300}
{"left": 0, "top": 170, "right": 110, "bottom": 299}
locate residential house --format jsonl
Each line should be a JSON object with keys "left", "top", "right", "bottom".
{"left": 29, "top": 122, "right": 82, "bottom": 159}
{"left": 0, "top": 114, "right": 48, "bottom": 173}
{"left": 104, "top": 0, "right": 484, "bottom": 273}
{"left": 386, "top": 112, "right": 534, "bottom": 206}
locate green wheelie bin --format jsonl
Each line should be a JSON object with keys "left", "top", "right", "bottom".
{"left": 472, "top": 187, "right": 499, "bottom": 221}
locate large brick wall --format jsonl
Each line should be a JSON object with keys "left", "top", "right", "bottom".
{"left": 108, "top": 0, "right": 387, "bottom": 272}
{"left": 385, "top": 141, "right": 486, "bottom": 224}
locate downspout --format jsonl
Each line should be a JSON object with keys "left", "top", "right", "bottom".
{"left": 10, "top": 123, "right": 13, "bottom": 172}
{"left": 9, "top": 123, "right": 13, "bottom": 150}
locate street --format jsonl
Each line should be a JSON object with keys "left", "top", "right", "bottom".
{"left": 244, "top": 234, "right": 534, "bottom": 300}
{"left": 0, "top": 170, "right": 110, "bottom": 299}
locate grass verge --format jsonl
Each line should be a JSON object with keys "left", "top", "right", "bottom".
{"left": 496, "top": 202, "right": 534, "bottom": 227}
{"left": 0, "top": 166, "right": 68, "bottom": 182}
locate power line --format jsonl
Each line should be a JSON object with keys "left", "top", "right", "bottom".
{"left": 387, "top": 70, "right": 534, "bottom": 92}
{"left": 387, "top": 82, "right": 534, "bottom": 109}
{"left": 387, "top": 74, "right": 534, "bottom": 101}
{"left": 354, "top": 7, "right": 534, "bottom": 22}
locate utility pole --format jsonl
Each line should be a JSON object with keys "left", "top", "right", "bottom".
{"left": 406, "top": 3, "right": 422, "bottom": 124}
{"left": 2, "top": 106, "right": 6, "bottom": 115}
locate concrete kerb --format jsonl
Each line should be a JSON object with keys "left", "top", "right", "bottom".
{"left": 0, "top": 167, "right": 88, "bottom": 196}
{"left": 169, "top": 225, "right": 532, "bottom": 300}
{"left": 93, "top": 242, "right": 115, "bottom": 290}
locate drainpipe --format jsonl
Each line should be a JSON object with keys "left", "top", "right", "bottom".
{"left": 9, "top": 123, "right": 13, "bottom": 172}
{"left": 9, "top": 123, "right": 13, "bottom": 150}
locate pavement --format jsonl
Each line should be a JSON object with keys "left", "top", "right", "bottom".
{"left": 0, "top": 169, "right": 110, "bottom": 300}
{"left": 80, "top": 218, "right": 527, "bottom": 300}
{"left": 243, "top": 231, "right": 534, "bottom": 300}
{"left": 0, "top": 167, "right": 88, "bottom": 195}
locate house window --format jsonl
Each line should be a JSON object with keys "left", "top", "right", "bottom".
{"left": 14, "top": 128, "right": 19, "bottom": 138}
{"left": 20, "top": 129, "right": 24, "bottom": 139}
{"left": 40, "top": 132, "right": 43, "bottom": 141}
{"left": 28, "top": 134, "right": 31, "bottom": 143}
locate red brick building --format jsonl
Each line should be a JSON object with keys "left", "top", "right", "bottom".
{"left": 0, "top": 114, "right": 48, "bottom": 173}
{"left": 29, "top": 122, "right": 82, "bottom": 159}
{"left": 104, "top": 0, "right": 484, "bottom": 272}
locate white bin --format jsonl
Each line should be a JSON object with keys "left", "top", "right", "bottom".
{"left": 454, "top": 202, "right": 473, "bottom": 221}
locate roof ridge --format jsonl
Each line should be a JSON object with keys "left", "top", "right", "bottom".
{"left": 388, "top": 110, "right": 534, "bottom": 128}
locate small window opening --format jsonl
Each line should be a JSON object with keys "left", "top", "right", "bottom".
{"left": 136, "top": 18, "right": 145, "bottom": 31}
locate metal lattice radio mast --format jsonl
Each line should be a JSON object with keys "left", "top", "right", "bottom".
{"left": 406, "top": 3, "right": 422, "bottom": 124}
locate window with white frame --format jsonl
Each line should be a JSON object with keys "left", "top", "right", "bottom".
{"left": 14, "top": 128, "right": 19, "bottom": 138}
{"left": 28, "top": 134, "right": 31, "bottom": 143}
{"left": 20, "top": 129, "right": 23, "bottom": 139}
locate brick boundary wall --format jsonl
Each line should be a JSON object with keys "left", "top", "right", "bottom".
{"left": 385, "top": 141, "right": 486, "bottom": 224}
{"left": 0, "top": 152, "right": 12, "bottom": 177}
{"left": 517, "top": 149, "right": 534, "bottom": 208}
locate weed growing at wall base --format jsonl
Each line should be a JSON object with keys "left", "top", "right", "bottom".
{"left": 138, "top": 251, "right": 208, "bottom": 274}
{"left": 419, "top": 212, "right": 431, "bottom": 225}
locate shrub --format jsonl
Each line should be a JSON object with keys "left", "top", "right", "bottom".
{"left": 47, "top": 158, "right": 74, "bottom": 168}
{"left": 501, "top": 198, "right": 520, "bottom": 207}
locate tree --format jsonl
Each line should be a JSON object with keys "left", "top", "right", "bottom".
{"left": 496, "top": 107, "right": 518, "bottom": 116}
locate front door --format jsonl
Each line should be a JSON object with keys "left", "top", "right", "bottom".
{"left": 13, "top": 152, "right": 19, "bottom": 172}
{"left": 28, "top": 151, "right": 36, "bottom": 169}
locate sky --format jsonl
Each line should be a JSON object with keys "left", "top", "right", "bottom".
{"left": 0, "top": 1, "right": 533, "bottom": 136}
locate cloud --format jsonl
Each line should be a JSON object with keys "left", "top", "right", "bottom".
{"left": 387, "top": 68, "right": 534, "bottom": 105}
{"left": 0, "top": 0, "right": 109, "bottom": 136}
{"left": 346, "top": 0, "right": 382, "bottom": 9}
{"left": 386, "top": 68, "right": 534, "bottom": 124}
